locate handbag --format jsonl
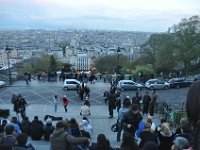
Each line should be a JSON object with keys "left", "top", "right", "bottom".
{"left": 111, "top": 122, "right": 118, "bottom": 132}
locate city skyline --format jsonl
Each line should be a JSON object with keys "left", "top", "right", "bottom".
{"left": 0, "top": 0, "right": 199, "bottom": 32}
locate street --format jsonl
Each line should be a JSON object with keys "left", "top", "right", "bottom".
{"left": 0, "top": 79, "right": 188, "bottom": 110}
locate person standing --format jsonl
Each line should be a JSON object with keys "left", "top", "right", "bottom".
{"left": 53, "top": 95, "right": 58, "bottom": 113}
{"left": 121, "top": 104, "right": 143, "bottom": 136}
{"left": 108, "top": 90, "right": 116, "bottom": 118}
{"left": 61, "top": 95, "right": 70, "bottom": 113}
{"left": 17, "top": 94, "right": 27, "bottom": 119}
{"left": 117, "top": 97, "right": 131, "bottom": 141}
{"left": 149, "top": 89, "right": 158, "bottom": 116}
{"left": 142, "top": 91, "right": 151, "bottom": 115}
{"left": 132, "top": 92, "right": 142, "bottom": 109}
{"left": 11, "top": 93, "right": 19, "bottom": 114}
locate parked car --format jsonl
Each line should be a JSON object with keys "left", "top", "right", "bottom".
{"left": 145, "top": 79, "right": 169, "bottom": 90}
{"left": 168, "top": 78, "right": 193, "bottom": 88}
{"left": 0, "top": 80, "right": 6, "bottom": 88}
{"left": 63, "top": 79, "right": 81, "bottom": 90}
{"left": 117, "top": 80, "right": 143, "bottom": 91}
{"left": 194, "top": 74, "right": 200, "bottom": 81}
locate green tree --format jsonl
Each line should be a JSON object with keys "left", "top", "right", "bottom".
{"left": 172, "top": 15, "right": 200, "bottom": 75}
{"left": 95, "top": 54, "right": 128, "bottom": 73}
{"left": 49, "top": 55, "right": 57, "bottom": 72}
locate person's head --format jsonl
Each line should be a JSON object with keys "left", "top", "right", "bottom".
{"left": 171, "top": 137, "right": 190, "bottom": 150}
{"left": 46, "top": 118, "right": 52, "bottom": 125}
{"left": 147, "top": 116, "right": 153, "bottom": 124}
{"left": 54, "top": 95, "right": 57, "bottom": 99}
{"left": 161, "top": 122, "right": 171, "bottom": 136}
{"left": 131, "top": 104, "right": 140, "bottom": 115}
{"left": 97, "top": 134, "right": 109, "bottom": 146}
{"left": 143, "top": 141, "right": 159, "bottom": 150}
{"left": 34, "top": 116, "right": 38, "bottom": 121}
{"left": 179, "top": 118, "right": 191, "bottom": 133}
{"left": 78, "top": 122, "right": 84, "bottom": 131}
{"left": 144, "top": 123, "right": 152, "bottom": 131}
{"left": 5, "top": 124, "right": 15, "bottom": 135}
{"left": 11, "top": 117, "right": 18, "bottom": 123}
{"left": 123, "top": 98, "right": 131, "bottom": 108}
{"left": 56, "top": 121, "right": 65, "bottom": 129}
{"left": 2, "top": 119, "right": 7, "bottom": 126}
{"left": 160, "top": 118, "right": 167, "bottom": 124}
{"left": 70, "top": 118, "right": 77, "bottom": 125}
{"left": 16, "top": 133, "right": 28, "bottom": 145}
{"left": 145, "top": 91, "right": 149, "bottom": 95}
{"left": 136, "top": 92, "right": 139, "bottom": 96}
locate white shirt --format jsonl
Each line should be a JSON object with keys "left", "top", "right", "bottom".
{"left": 80, "top": 105, "right": 90, "bottom": 116}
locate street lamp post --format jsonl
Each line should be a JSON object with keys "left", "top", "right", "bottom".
{"left": 5, "top": 45, "right": 12, "bottom": 85}
{"left": 116, "top": 47, "right": 121, "bottom": 74}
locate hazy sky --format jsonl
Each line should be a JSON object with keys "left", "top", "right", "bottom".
{"left": 0, "top": 0, "right": 199, "bottom": 32}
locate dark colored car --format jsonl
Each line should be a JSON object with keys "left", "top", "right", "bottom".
{"left": 168, "top": 78, "right": 193, "bottom": 88}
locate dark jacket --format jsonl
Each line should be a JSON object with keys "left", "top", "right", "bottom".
{"left": 139, "top": 130, "right": 158, "bottom": 148}
{"left": 158, "top": 132, "right": 175, "bottom": 150}
{"left": 21, "top": 120, "right": 31, "bottom": 135}
{"left": 50, "top": 128, "right": 88, "bottom": 150}
{"left": 121, "top": 111, "right": 143, "bottom": 135}
{"left": 89, "top": 143, "right": 113, "bottom": 150}
{"left": 43, "top": 124, "right": 55, "bottom": 141}
{"left": 29, "top": 120, "right": 44, "bottom": 140}
{"left": 143, "top": 95, "right": 151, "bottom": 106}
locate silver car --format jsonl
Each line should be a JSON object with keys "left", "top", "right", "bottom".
{"left": 117, "top": 80, "right": 143, "bottom": 91}
{"left": 145, "top": 79, "right": 169, "bottom": 90}
{"left": 63, "top": 79, "right": 81, "bottom": 90}
{"left": 0, "top": 80, "right": 5, "bottom": 88}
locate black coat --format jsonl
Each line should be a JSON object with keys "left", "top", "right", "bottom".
{"left": 121, "top": 111, "right": 143, "bottom": 135}
{"left": 139, "top": 130, "right": 158, "bottom": 148}
{"left": 30, "top": 120, "right": 44, "bottom": 140}
{"left": 43, "top": 124, "right": 55, "bottom": 141}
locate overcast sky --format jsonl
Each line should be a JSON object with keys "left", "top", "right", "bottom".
{"left": 0, "top": 0, "right": 199, "bottom": 32}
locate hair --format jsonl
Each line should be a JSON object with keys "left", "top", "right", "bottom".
{"left": 186, "top": 81, "right": 200, "bottom": 150}
{"left": 56, "top": 121, "right": 65, "bottom": 129}
{"left": 147, "top": 116, "right": 153, "bottom": 124}
{"left": 96, "top": 134, "right": 110, "bottom": 149}
{"left": 123, "top": 98, "right": 131, "bottom": 107}
{"left": 120, "top": 132, "right": 139, "bottom": 150}
{"left": 34, "top": 116, "right": 38, "bottom": 121}
{"left": 160, "top": 118, "right": 167, "bottom": 124}
{"left": 70, "top": 118, "right": 77, "bottom": 125}
{"left": 180, "top": 119, "right": 191, "bottom": 133}
{"left": 173, "top": 137, "right": 190, "bottom": 150}
{"left": 161, "top": 123, "right": 171, "bottom": 136}
{"left": 143, "top": 141, "right": 159, "bottom": 150}
{"left": 5, "top": 124, "right": 15, "bottom": 135}
{"left": 131, "top": 104, "right": 139, "bottom": 112}
{"left": 11, "top": 117, "right": 18, "bottom": 123}
{"left": 16, "top": 133, "right": 28, "bottom": 145}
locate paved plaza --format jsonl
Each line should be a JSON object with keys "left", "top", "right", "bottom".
{"left": 0, "top": 79, "right": 189, "bottom": 150}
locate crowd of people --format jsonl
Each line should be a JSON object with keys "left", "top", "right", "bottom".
{"left": 0, "top": 79, "right": 200, "bottom": 150}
